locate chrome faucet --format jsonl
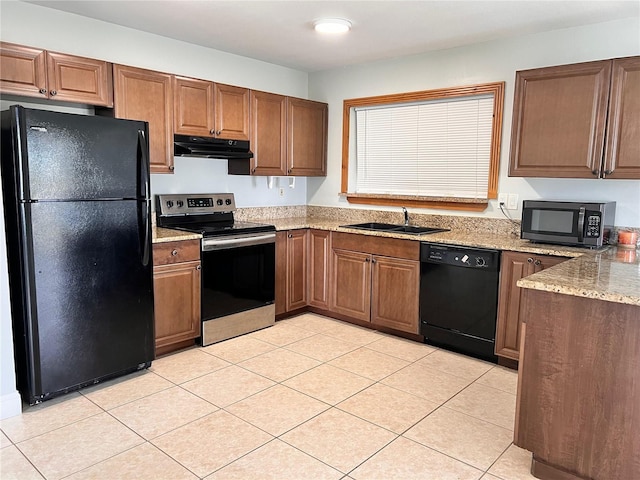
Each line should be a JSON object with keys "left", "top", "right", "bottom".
{"left": 402, "top": 206, "right": 409, "bottom": 226}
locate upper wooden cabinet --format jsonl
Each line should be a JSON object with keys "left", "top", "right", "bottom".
{"left": 214, "top": 83, "right": 250, "bottom": 140}
{"left": 287, "top": 97, "right": 328, "bottom": 176}
{"left": 250, "top": 90, "right": 288, "bottom": 175}
{"left": 112, "top": 65, "right": 174, "bottom": 174}
{"left": 509, "top": 56, "right": 640, "bottom": 179}
{"left": 0, "top": 42, "right": 113, "bottom": 106}
{"left": 173, "top": 76, "right": 215, "bottom": 136}
{"left": 250, "top": 93, "right": 328, "bottom": 176}
{"left": 495, "top": 251, "right": 566, "bottom": 361}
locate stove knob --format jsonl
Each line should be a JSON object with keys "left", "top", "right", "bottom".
{"left": 216, "top": 199, "right": 223, "bottom": 206}
{"left": 166, "top": 200, "right": 174, "bottom": 208}
{"left": 476, "top": 257, "right": 486, "bottom": 267}
{"left": 225, "top": 198, "right": 232, "bottom": 205}
{"left": 176, "top": 200, "right": 184, "bottom": 208}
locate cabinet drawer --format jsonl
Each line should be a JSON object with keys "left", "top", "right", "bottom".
{"left": 153, "top": 239, "right": 200, "bottom": 265}
{"left": 331, "top": 232, "right": 419, "bottom": 260}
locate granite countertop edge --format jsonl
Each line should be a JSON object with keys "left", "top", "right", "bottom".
{"left": 153, "top": 217, "right": 640, "bottom": 307}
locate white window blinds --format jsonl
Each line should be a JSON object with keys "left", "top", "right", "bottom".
{"left": 355, "top": 94, "right": 494, "bottom": 199}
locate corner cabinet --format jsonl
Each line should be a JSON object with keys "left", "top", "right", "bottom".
{"left": 495, "top": 251, "right": 566, "bottom": 361}
{"left": 250, "top": 93, "right": 328, "bottom": 176}
{"left": 0, "top": 42, "right": 113, "bottom": 106}
{"left": 152, "top": 240, "right": 201, "bottom": 356}
{"left": 112, "top": 65, "right": 174, "bottom": 174}
{"left": 330, "top": 232, "right": 420, "bottom": 334}
{"left": 509, "top": 56, "right": 640, "bottom": 179}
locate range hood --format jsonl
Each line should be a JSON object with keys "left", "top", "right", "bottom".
{"left": 174, "top": 134, "right": 253, "bottom": 175}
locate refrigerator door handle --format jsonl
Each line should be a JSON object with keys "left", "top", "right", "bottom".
{"left": 137, "top": 129, "right": 151, "bottom": 267}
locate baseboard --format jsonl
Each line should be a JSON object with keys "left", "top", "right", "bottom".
{"left": 0, "top": 390, "right": 22, "bottom": 419}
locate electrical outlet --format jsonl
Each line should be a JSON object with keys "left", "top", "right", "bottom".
{"left": 498, "top": 193, "right": 508, "bottom": 206}
{"left": 279, "top": 187, "right": 285, "bottom": 197}
{"left": 507, "top": 193, "right": 519, "bottom": 210}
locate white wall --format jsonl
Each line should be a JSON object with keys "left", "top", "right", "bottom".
{"left": 307, "top": 17, "right": 640, "bottom": 228}
{"left": 0, "top": 1, "right": 311, "bottom": 418}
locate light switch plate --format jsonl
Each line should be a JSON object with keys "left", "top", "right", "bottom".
{"left": 498, "top": 193, "right": 508, "bottom": 206}
{"left": 507, "top": 193, "right": 519, "bottom": 210}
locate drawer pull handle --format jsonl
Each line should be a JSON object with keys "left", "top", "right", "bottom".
{"left": 171, "top": 249, "right": 178, "bottom": 256}
{"left": 527, "top": 257, "right": 533, "bottom": 263}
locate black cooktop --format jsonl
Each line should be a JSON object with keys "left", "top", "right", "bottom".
{"left": 173, "top": 220, "right": 275, "bottom": 237}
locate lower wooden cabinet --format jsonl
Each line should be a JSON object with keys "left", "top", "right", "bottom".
{"left": 330, "top": 232, "right": 420, "bottom": 334}
{"left": 308, "top": 229, "right": 331, "bottom": 309}
{"left": 495, "top": 251, "right": 566, "bottom": 360}
{"left": 275, "top": 229, "right": 308, "bottom": 315}
{"left": 152, "top": 240, "right": 201, "bottom": 356}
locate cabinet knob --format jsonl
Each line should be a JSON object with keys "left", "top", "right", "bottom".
{"left": 371, "top": 258, "right": 377, "bottom": 264}
{"left": 196, "top": 264, "right": 201, "bottom": 271}
{"left": 592, "top": 169, "right": 600, "bottom": 177}
{"left": 527, "top": 257, "right": 533, "bottom": 263}
{"left": 216, "top": 130, "right": 221, "bottom": 136}
{"left": 210, "top": 129, "right": 215, "bottom": 135}
{"left": 534, "top": 259, "right": 541, "bottom": 266}
{"left": 287, "top": 234, "right": 292, "bottom": 238}
{"left": 365, "top": 257, "right": 370, "bottom": 262}
{"left": 169, "top": 165, "right": 175, "bottom": 171}
{"left": 171, "top": 249, "right": 178, "bottom": 256}
{"left": 50, "top": 90, "right": 57, "bottom": 96}
{"left": 39, "top": 88, "right": 47, "bottom": 95}
{"left": 603, "top": 169, "right": 613, "bottom": 176}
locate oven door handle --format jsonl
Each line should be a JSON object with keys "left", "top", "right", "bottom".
{"left": 202, "top": 233, "right": 276, "bottom": 251}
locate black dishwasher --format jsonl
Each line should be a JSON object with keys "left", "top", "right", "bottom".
{"left": 419, "top": 243, "right": 500, "bottom": 362}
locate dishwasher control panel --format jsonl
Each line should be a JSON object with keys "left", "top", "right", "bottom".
{"left": 421, "top": 243, "right": 500, "bottom": 270}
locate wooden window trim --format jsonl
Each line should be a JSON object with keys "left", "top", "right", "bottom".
{"left": 341, "top": 82, "right": 505, "bottom": 211}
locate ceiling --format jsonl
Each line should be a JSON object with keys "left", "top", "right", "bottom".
{"left": 25, "top": 0, "right": 640, "bottom": 72}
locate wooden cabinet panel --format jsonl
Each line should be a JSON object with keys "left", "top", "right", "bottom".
{"left": 330, "top": 248, "right": 371, "bottom": 322}
{"left": 371, "top": 256, "right": 419, "bottom": 333}
{"left": 250, "top": 90, "right": 287, "bottom": 175}
{"left": 287, "top": 97, "right": 327, "bottom": 176}
{"left": 113, "top": 65, "right": 174, "bottom": 174}
{"left": 173, "top": 76, "right": 214, "bottom": 136}
{"left": 308, "top": 229, "right": 331, "bottom": 309}
{"left": 0, "top": 42, "right": 46, "bottom": 97}
{"left": 516, "top": 289, "right": 640, "bottom": 480}
{"left": 509, "top": 60, "right": 611, "bottom": 178}
{"left": 286, "top": 229, "right": 308, "bottom": 311}
{"left": 604, "top": 56, "right": 640, "bottom": 179}
{"left": 495, "top": 251, "right": 566, "bottom": 360}
{"left": 275, "top": 231, "right": 287, "bottom": 315}
{"left": 153, "top": 260, "right": 201, "bottom": 353}
{"left": 214, "top": 83, "right": 250, "bottom": 140}
{"left": 0, "top": 43, "right": 112, "bottom": 106}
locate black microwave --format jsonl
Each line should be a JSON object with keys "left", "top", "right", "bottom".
{"left": 521, "top": 200, "right": 616, "bottom": 248}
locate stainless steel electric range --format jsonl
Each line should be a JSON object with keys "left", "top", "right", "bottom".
{"left": 155, "top": 193, "right": 276, "bottom": 345}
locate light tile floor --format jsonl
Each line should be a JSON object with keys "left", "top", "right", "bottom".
{"left": 0, "top": 313, "right": 537, "bottom": 480}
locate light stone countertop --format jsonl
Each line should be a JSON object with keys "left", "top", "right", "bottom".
{"left": 152, "top": 215, "right": 640, "bottom": 306}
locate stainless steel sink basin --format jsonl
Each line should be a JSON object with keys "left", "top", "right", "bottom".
{"left": 341, "top": 223, "right": 450, "bottom": 235}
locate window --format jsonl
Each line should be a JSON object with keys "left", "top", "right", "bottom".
{"left": 341, "top": 82, "right": 504, "bottom": 211}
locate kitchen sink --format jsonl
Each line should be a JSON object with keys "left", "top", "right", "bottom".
{"left": 341, "top": 222, "right": 450, "bottom": 235}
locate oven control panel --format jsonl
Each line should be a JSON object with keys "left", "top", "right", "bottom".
{"left": 156, "top": 193, "right": 236, "bottom": 216}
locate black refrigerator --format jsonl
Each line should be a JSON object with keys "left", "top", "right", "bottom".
{"left": 1, "top": 105, "right": 154, "bottom": 405}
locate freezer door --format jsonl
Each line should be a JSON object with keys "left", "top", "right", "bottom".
{"left": 21, "top": 199, "right": 154, "bottom": 401}
{"left": 16, "top": 107, "right": 148, "bottom": 201}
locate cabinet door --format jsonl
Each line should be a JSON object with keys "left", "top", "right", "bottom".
{"left": 250, "top": 90, "right": 287, "bottom": 175}
{"left": 153, "top": 260, "right": 201, "bottom": 352}
{"left": 603, "top": 56, "right": 640, "bottom": 179}
{"left": 0, "top": 42, "right": 47, "bottom": 98}
{"left": 113, "top": 65, "right": 174, "bottom": 173}
{"left": 286, "top": 229, "right": 308, "bottom": 311}
{"left": 509, "top": 60, "right": 611, "bottom": 178}
{"left": 274, "top": 231, "right": 287, "bottom": 315}
{"left": 371, "top": 256, "right": 420, "bottom": 333}
{"left": 214, "top": 83, "right": 250, "bottom": 140}
{"left": 330, "top": 249, "right": 371, "bottom": 322}
{"left": 287, "top": 97, "right": 327, "bottom": 176}
{"left": 308, "top": 229, "right": 331, "bottom": 309}
{"left": 495, "top": 251, "right": 566, "bottom": 360}
{"left": 174, "top": 76, "right": 215, "bottom": 136}
{"left": 46, "top": 51, "right": 113, "bottom": 106}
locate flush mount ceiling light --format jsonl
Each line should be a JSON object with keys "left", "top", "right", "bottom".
{"left": 314, "top": 18, "right": 352, "bottom": 34}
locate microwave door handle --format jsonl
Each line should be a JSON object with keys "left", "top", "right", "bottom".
{"left": 577, "top": 206, "right": 586, "bottom": 243}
